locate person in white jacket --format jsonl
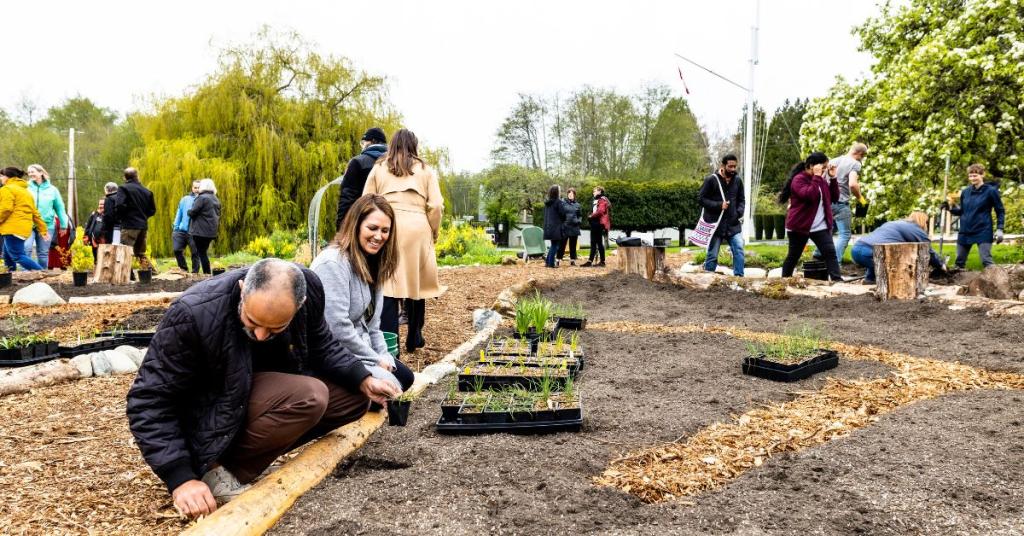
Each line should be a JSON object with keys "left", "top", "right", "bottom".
{"left": 310, "top": 193, "right": 414, "bottom": 391}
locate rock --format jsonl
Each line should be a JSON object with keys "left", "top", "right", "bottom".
{"left": 743, "top": 268, "right": 767, "bottom": 279}
{"left": 1018, "top": 288, "right": 1024, "bottom": 302}
{"left": 91, "top": 350, "right": 138, "bottom": 376}
{"left": 965, "top": 265, "right": 1013, "bottom": 300}
{"left": 1008, "top": 265, "right": 1024, "bottom": 294}
{"left": 493, "top": 278, "right": 537, "bottom": 317}
{"left": 676, "top": 263, "right": 703, "bottom": 274}
{"left": 501, "top": 255, "right": 519, "bottom": 266}
{"left": 472, "top": 309, "right": 500, "bottom": 331}
{"left": 767, "top": 268, "right": 783, "bottom": 278}
{"left": 154, "top": 271, "right": 186, "bottom": 281}
{"left": 115, "top": 345, "right": 146, "bottom": 367}
{"left": 12, "top": 282, "right": 66, "bottom": 306}
{"left": 71, "top": 354, "right": 93, "bottom": 377}
{"left": 419, "top": 362, "right": 458, "bottom": 383}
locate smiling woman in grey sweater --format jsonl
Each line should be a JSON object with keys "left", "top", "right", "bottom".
{"left": 310, "top": 194, "right": 414, "bottom": 391}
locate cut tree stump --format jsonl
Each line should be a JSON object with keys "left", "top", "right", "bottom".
{"left": 873, "top": 242, "right": 930, "bottom": 300}
{"left": 93, "top": 244, "right": 134, "bottom": 284}
{"left": 618, "top": 246, "right": 666, "bottom": 280}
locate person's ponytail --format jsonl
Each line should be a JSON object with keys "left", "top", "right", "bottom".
{"left": 778, "top": 161, "right": 806, "bottom": 204}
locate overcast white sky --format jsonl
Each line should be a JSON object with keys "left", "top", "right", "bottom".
{"left": 4, "top": 0, "right": 878, "bottom": 173}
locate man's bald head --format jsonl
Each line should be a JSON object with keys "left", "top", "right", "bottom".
{"left": 238, "top": 259, "right": 307, "bottom": 341}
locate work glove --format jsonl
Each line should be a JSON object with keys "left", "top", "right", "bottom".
{"left": 995, "top": 229, "right": 1004, "bottom": 244}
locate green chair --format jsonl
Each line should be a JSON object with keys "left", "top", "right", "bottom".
{"left": 520, "top": 225, "right": 545, "bottom": 263}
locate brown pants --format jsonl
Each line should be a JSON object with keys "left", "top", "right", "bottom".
{"left": 120, "top": 228, "right": 153, "bottom": 269}
{"left": 220, "top": 372, "right": 369, "bottom": 483}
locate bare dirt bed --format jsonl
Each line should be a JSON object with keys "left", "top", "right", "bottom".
{"left": 271, "top": 272, "right": 1024, "bottom": 535}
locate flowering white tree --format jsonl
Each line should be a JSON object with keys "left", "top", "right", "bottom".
{"left": 801, "top": 0, "right": 1024, "bottom": 230}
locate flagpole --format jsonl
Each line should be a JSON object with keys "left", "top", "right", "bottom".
{"left": 743, "top": 0, "right": 760, "bottom": 241}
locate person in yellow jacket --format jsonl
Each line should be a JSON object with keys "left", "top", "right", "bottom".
{"left": 0, "top": 167, "right": 49, "bottom": 271}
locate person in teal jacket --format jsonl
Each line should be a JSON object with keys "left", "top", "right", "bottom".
{"left": 25, "top": 164, "right": 71, "bottom": 268}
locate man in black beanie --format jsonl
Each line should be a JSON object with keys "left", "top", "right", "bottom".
{"left": 336, "top": 127, "right": 388, "bottom": 229}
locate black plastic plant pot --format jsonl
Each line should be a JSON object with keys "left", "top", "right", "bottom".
{"left": 456, "top": 402, "right": 485, "bottom": 424}
{"left": 440, "top": 402, "right": 461, "bottom": 420}
{"left": 801, "top": 260, "right": 828, "bottom": 281}
{"left": 32, "top": 343, "right": 47, "bottom": 358}
{"left": 137, "top": 270, "right": 152, "bottom": 284}
{"left": 653, "top": 237, "right": 671, "bottom": 247}
{"left": 212, "top": 268, "right": 226, "bottom": 276}
{"left": 387, "top": 400, "right": 411, "bottom": 426}
{"left": 72, "top": 271, "right": 89, "bottom": 287}
{"left": 741, "top": 350, "right": 839, "bottom": 382}
{"left": 47, "top": 341, "right": 59, "bottom": 355}
{"left": 774, "top": 215, "right": 787, "bottom": 240}
{"left": 554, "top": 317, "right": 587, "bottom": 332}
{"left": 0, "top": 272, "right": 11, "bottom": 288}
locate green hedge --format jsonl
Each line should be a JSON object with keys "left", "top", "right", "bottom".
{"left": 598, "top": 179, "right": 703, "bottom": 234}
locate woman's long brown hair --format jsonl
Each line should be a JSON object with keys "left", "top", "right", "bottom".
{"left": 383, "top": 128, "right": 425, "bottom": 177}
{"left": 331, "top": 194, "right": 398, "bottom": 286}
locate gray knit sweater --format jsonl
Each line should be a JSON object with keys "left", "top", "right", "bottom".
{"left": 310, "top": 247, "right": 399, "bottom": 388}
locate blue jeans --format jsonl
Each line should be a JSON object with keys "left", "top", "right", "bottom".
{"left": 4, "top": 234, "right": 44, "bottom": 271}
{"left": 832, "top": 203, "right": 853, "bottom": 264}
{"left": 851, "top": 242, "right": 874, "bottom": 282}
{"left": 25, "top": 224, "right": 55, "bottom": 268}
{"left": 546, "top": 239, "right": 562, "bottom": 267}
{"left": 704, "top": 233, "right": 745, "bottom": 276}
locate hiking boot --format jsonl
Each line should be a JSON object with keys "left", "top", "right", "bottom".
{"left": 201, "top": 465, "right": 251, "bottom": 503}
{"left": 580, "top": 261, "right": 593, "bottom": 267}
{"left": 596, "top": 262, "right": 606, "bottom": 267}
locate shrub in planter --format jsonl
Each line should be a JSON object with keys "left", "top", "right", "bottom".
{"left": 70, "top": 239, "right": 94, "bottom": 286}
{"left": 211, "top": 261, "right": 226, "bottom": 276}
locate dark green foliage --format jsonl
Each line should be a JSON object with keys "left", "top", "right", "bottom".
{"left": 639, "top": 98, "right": 709, "bottom": 180}
{"left": 597, "top": 178, "right": 703, "bottom": 234}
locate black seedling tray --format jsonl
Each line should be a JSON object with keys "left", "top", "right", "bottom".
{"left": 741, "top": 350, "right": 839, "bottom": 382}
{"left": 0, "top": 353, "right": 62, "bottom": 368}
{"left": 436, "top": 402, "right": 583, "bottom": 434}
{"left": 458, "top": 373, "right": 572, "bottom": 391}
{"left": 58, "top": 337, "right": 130, "bottom": 358}
{"left": 97, "top": 331, "right": 155, "bottom": 346}
{"left": 478, "top": 357, "right": 581, "bottom": 377}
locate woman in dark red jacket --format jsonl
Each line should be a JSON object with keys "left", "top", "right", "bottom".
{"left": 779, "top": 152, "right": 842, "bottom": 280}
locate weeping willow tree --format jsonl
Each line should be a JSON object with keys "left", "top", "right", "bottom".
{"left": 133, "top": 28, "right": 401, "bottom": 256}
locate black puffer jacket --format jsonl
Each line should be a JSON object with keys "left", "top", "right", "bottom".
{"left": 543, "top": 198, "right": 567, "bottom": 241}
{"left": 187, "top": 192, "right": 221, "bottom": 238}
{"left": 561, "top": 199, "right": 582, "bottom": 237}
{"left": 114, "top": 179, "right": 157, "bottom": 230}
{"left": 336, "top": 144, "right": 387, "bottom": 229}
{"left": 126, "top": 267, "right": 371, "bottom": 492}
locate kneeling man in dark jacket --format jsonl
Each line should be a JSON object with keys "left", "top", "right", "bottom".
{"left": 127, "top": 258, "right": 400, "bottom": 518}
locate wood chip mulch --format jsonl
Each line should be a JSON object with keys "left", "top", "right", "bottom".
{"left": 0, "top": 262, "right": 598, "bottom": 535}
{"left": 589, "top": 321, "right": 1024, "bottom": 503}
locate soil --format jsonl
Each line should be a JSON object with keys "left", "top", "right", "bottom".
{"left": 555, "top": 273, "right": 1024, "bottom": 374}
{"left": 6, "top": 275, "right": 199, "bottom": 300}
{"left": 270, "top": 272, "right": 1024, "bottom": 535}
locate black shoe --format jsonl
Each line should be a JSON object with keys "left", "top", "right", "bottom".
{"left": 596, "top": 262, "right": 606, "bottom": 267}
{"left": 581, "top": 261, "right": 593, "bottom": 267}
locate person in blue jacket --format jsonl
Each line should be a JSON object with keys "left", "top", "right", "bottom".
{"left": 942, "top": 163, "right": 1005, "bottom": 270}
{"left": 172, "top": 180, "right": 201, "bottom": 272}
{"left": 851, "top": 211, "right": 945, "bottom": 284}
{"left": 25, "top": 164, "right": 71, "bottom": 268}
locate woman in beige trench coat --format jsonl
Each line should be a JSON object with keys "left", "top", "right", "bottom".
{"left": 362, "top": 128, "right": 444, "bottom": 353}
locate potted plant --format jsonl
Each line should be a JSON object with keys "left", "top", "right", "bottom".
{"left": 0, "top": 265, "right": 10, "bottom": 288}
{"left": 387, "top": 390, "right": 417, "bottom": 426}
{"left": 132, "top": 257, "right": 152, "bottom": 284}
{"left": 70, "top": 239, "right": 94, "bottom": 286}
{"left": 741, "top": 324, "right": 839, "bottom": 382}
{"left": 211, "top": 261, "right": 226, "bottom": 276}
{"left": 0, "top": 335, "right": 34, "bottom": 362}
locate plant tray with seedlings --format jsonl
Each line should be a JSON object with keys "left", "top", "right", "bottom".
{"left": 436, "top": 386, "right": 583, "bottom": 434}
{"left": 513, "top": 292, "right": 554, "bottom": 342}
{"left": 742, "top": 350, "right": 839, "bottom": 382}
{"left": 484, "top": 337, "right": 533, "bottom": 357}
{"left": 479, "top": 354, "right": 582, "bottom": 376}
{"left": 551, "top": 302, "right": 587, "bottom": 331}
{"left": 58, "top": 336, "right": 130, "bottom": 358}
{"left": 740, "top": 324, "right": 839, "bottom": 382}
{"left": 0, "top": 335, "right": 61, "bottom": 367}
{"left": 96, "top": 330, "right": 155, "bottom": 347}
{"left": 458, "top": 364, "right": 573, "bottom": 391}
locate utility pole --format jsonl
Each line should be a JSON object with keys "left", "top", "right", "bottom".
{"left": 67, "top": 128, "right": 78, "bottom": 228}
{"left": 742, "top": 0, "right": 760, "bottom": 240}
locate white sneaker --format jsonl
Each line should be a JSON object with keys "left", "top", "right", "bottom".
{"left": 201, "top": 465, "right": 251, "bottom": 503}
